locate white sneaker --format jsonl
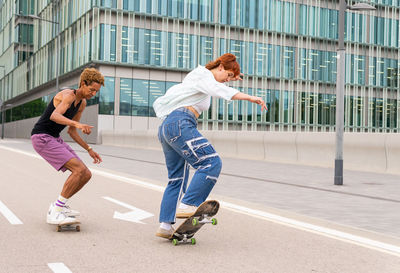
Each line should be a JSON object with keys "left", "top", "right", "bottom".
{"left": 176, "top": 204, "right": 198, "bottom": 218}
{"left": 63, "top": 205, "right": 80, "bottom": 217}
{"left": 48, "top": 203, "right": 80, "bottom": 217}
{"left": 47, "top": 203, "right": 78, "bottom": 225}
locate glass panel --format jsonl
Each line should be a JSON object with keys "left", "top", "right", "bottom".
{"left": 99, "top": 24, "right": 116, "bottom": 61}
{"left": 132, "top": 79, "right": 149, "bottom": 116}
{"left": 99, "top": 77, "right": 115, "bottom": 115}
{"left": 148, "top": 80, "right": 165, "bottom": 117}
{"left": 120, "top": 78, "right": 132, "bottom": 116}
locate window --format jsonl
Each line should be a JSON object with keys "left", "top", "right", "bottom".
{"left": 99, "top": 24, "right": 116, "bottom": 61}
{"left": 99, "top": 77, "right": 115, "bottom": 115}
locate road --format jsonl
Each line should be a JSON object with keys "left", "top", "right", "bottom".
{"left": 0, "top": 140, "right": 400, "bottom": 272}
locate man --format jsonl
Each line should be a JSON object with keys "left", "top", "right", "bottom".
{"left": 31, "top": 68, "right": 104, "bottom": 225}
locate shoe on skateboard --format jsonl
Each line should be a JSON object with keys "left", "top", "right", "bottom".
{"left": 170, "top": 200, "right": 219, "bottom": 245}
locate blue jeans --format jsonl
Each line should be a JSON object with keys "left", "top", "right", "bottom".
{"left": 158, "top": 108, "right": 222, "bottom": 223}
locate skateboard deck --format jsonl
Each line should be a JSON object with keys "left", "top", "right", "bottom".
{"left": 170, "top": 200, "right": 219, "bottom": 245}
{"left": 56, "top": 219, "right": 81, "bottom": 232}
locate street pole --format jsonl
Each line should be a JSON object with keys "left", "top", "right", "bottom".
{"left": 1, "top": 108, "right": 4, "bottom": 140}
{"left": 334, "top": 1, "right": 375, "bottom": 185}
{"left": 0, "top": 99, "right": 3, "bottom": 140}
{"left": 0, "top": 67, "right": 4, "bottom": 139}
{"left": 55, "top": 0, "right": 60, "bottom": 92}
{"left": 334, "top": 0, "right": 346, "bottom": 185}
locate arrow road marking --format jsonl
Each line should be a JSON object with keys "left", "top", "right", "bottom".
{"left": 103, "top": 196, "right": 154, "bottom": 224}
{"left": 48, "top": 263, "right": 73, "bottom": 273}
{"left": 0, "top": 200, "right": 23, "bottom": 225}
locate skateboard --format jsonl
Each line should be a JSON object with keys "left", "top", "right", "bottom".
{"left": 56, "top": 218, "right": 81, "bottom": 232}
{"left": 170, "top": 200, "right": 219, "bottom": 246}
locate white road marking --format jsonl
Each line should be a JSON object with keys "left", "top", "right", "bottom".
{"left": 0, "top": 145, "right": 41, "bottom": 159}
{"left": 103, "top": 196, "right": 154, "bottom": 224}
{"left": 92, "top": 169, "right": 164, "bottom": 192}
{"left": 0, "top": 200, "right": 23, "bottom": 225}
{"left": 220, "top": 201, "right": 400, "bottom": 257}
{"left": 2, "top": 144, "right": 400, "bottom": 257}
{"left": 48, "top": 263, "right": 72, "bottom": 273}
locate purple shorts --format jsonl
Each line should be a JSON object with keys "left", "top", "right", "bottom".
{"left": 31, "top": 133, "right": 81, "bottom": 172}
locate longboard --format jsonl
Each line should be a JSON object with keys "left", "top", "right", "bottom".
{"left": 56, "top": 219, "right": 81, "bottom": 232}
{"left": 170, "top": 200, "right": 219, "bottom": 245}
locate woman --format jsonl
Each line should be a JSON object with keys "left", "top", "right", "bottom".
{"left": 153, "top": 53, "right": 267, "bottom": 238}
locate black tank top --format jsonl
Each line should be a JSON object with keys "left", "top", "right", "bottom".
{"left": 31, "top": 90, "right": 83, "bottom": 137}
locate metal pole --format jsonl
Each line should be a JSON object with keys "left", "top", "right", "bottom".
{"left": 1, "top": 107, "right": 4, "bottom": 140}
{"left": 334, "top": 0, "right": 346, "bottom": 185}
{"left": 0, "top": 69, "right": 3, "bottom": 139}
{"left": 55, "top": 0, "right": 60, "bottom": 92}
{"left": 0, "top": 100, "right": 3, "bottom": 140}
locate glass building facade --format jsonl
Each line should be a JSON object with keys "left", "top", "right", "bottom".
{"left": 0, "top": 0, "right": 400, "bottom": 133}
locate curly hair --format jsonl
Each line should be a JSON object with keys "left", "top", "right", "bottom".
{"left": 205, "top": 53, "right": 240, "bottom": 77}
{"left": 79, "top": 68, "right": 105, "bottom": 87}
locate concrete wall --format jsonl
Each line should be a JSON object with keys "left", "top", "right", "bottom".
{"left": 101, "top": 130, "right": 400, "bottom": 175}
{"left": 0, "top": 105, "right": 99, "bottom": 144}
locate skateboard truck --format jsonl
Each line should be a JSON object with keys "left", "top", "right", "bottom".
{"left": 191, "top": 214, "right": 218, "bottom": 226}
{"left": 56, "top": 218, "right": 81, "bottom": 232}
{"left": 57, "top": 224, "right": 80, "bottom": 232}
{"left": 171, "top": 233, "right": 196, "bottom": 246}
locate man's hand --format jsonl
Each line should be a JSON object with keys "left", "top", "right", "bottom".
{"left": 76, "top": 123, "right": 94, "bottom": 135}
{"left": 89, "top": 149, "right": 102, "bottom": 164}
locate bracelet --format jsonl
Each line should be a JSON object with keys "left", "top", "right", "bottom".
{"left": 87, "top": 146, "right": 92, "bottom": 152}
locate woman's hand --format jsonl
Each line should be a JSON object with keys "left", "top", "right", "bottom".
{"left": 231, "top": 92, "right": 268, "bottom": 111}
{"left": 249, "top": 96, "right": 268, "bottom": 111}
{"left": 229, "top": 73, "right": 244, "bottom": 82}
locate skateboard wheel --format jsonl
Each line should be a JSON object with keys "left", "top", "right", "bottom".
{"left": 211, "top": 218, "right": 217, "bottom": 225}
{"left": 191, "top": 238, "right": 196, "bottom": 245}
{"left": 172, "top": 239, "right": 178, "bottom": 246}
{"left": 76, "top": 225, "right": 80, "bottom": 232}
{"left": 192, "top": 218, "right": 199, "bottom": 226}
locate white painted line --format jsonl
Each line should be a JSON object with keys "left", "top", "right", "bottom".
{"left": 0, "top": 145, "right": 41, "bottom": 159}
{"left": 220, "top": 201, "right": 400, "bottom": 257}
{"left": 0, "top": 200, "right": 23, "bottom": 225}
{"left": 92, "top": 169, "right": 164, "bottom": 192}
{"left": 2, "top": 145, "right": 400, "bottom": 257}
{"left": 0, "top": 145, "right": 164, "bottom": 192}
{"left": 48, "top": 263, "right": 73, "bottom": 273}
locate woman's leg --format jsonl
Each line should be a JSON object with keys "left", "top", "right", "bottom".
{"left": 180, "top": 135, "right": 222, "bottom": 206}
{"left": 166, "top": 122, "right": 222, "bottom": 207}
{"left": 158, "top": 122, "right": 190, "bottom": 224}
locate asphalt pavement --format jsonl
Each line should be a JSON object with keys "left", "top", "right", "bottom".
{"left": 1, "top": 138, "right": 400, "bottom": 272}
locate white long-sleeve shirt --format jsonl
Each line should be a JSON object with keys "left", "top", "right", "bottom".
{"left": 153, "top": 65, "right": 239, "bottom": 119}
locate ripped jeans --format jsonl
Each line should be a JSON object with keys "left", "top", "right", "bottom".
{"left": 158, "top": 107, "right": 222, "bottom": 223}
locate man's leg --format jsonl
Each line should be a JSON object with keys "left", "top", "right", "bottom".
{"left": 62, "top": 158, "right": 92, "bottom": 198}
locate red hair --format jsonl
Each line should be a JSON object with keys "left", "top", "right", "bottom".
{"left": 205, "top": 53, "right": 240, "bottom": 77}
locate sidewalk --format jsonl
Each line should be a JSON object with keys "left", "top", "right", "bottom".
{"left": 2, "top": 138, "right": 400, "bottom": 239}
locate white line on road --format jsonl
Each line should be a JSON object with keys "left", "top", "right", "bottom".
{"left": 0, "top": 144, "right": 41, "bottom": 159}
{"left": 220, "top": 201, "right": 400, "bottom": 258}
{"left": 48, "top": 263, "right": 73, "bottom": 273}
{"left": 2, "top": 144, "right": 400, "bottom": 257}
{"left": 0, "top": 200, "right": 23, "bottom": 225}
{"left": 92, "top": 169, "right": 164, "bottom": 192}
